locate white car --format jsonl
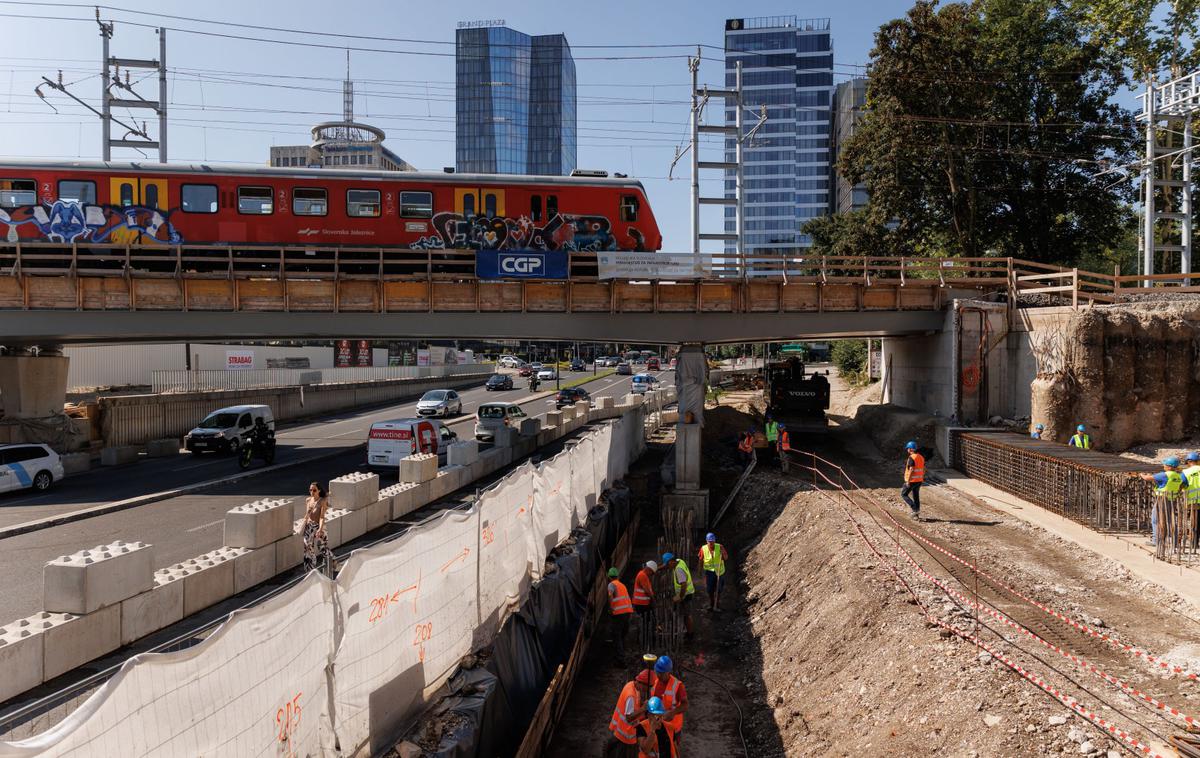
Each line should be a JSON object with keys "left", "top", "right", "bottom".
{"left": 416, "top": 389, "right": 463, "bottom": 417}
{"left": 630, "top": 373, "right": 661, "bottom": 394}
{"left": 0, "top": 443, "right": 64, "bottom": 493}
{"left": 537, "top": 368, "right": 558, "bottom": 380}
{"left": 497, "top": 356, "right": 525, "bottom": 369}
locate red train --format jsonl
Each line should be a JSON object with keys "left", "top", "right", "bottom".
{"left": 0, "top": 160, "right": 662, "bottom": 253}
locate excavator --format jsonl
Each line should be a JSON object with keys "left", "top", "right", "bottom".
{"left": 765, "top": 357, "right": 831, "bottom": 434}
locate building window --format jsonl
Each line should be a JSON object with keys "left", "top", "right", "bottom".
{"left": 0, "top": 179, "right": 35, "bottom": 208}
{"left": 619, "top": 194, "right": 639, "bottom": 222}
{"left": 347, "top": 189, "right": 381, "bottom": 217}
{"left": 293, "top": 187, "right": 327, "bottom": 216}
{"left": 399, "top": 191, "right": 433, "bottom": 218}
{"left": 58, "top": 180, "right": 96, "bottom": 205}
{"left": 531, "top": 194, "right": 542, "bottom": 221}
{"left": 237, "top": 186, "right": 274, "bottom": 215}
{"left": 181, "top": 184, "right": 218, "bottom": 213}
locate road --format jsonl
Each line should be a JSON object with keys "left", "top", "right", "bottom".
{"left": 0, "top": 368, "right": 670, "bottom": 620}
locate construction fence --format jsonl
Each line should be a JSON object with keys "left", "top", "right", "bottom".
{"left": 151, "top": 362, "right": 487, "bottom": 393}
{"left": 0, "top": 411, "right": 646, "bottom": 758}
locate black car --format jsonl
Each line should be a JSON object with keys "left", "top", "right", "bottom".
{"left": 485, "top": 373, "right": 514, "bottom": 391}
{"left": 569, "top": 358, "right": 585, "bottom": 372}
{"left": 555, "top": 387, "right": 590, "bottom": 408}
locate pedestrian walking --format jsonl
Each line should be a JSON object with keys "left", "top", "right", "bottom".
{"left": 900, "top": 441, "right": 924, "bottom": 520}
{"left": 1139, "top": 457, "right": 1183, "bottom": 548}
{"left": 696, "top": 533, "right": 728, "bottom": 612}
{"left": 1030, "top": 423, "right": 1044, "bottom": 440}
{"left": 650, "top": 655, "right": 689, "bottom": 743}
{"left": 607, "top": 567, "right": 634, "bottom": 659}
{"left": 663, "top": 554, "right": 694, "bottom": 639}
{"left": 605, "top": 670, "right": 652, "bottom": 758}
{"left": 302, "top": 482, "right": 335, "bottom": 574}
{"left": 1069, "top": 424, "right": 1091, "bottom": 449}
{"left": 635, "top": 697, "right": 678, "bottom": 758}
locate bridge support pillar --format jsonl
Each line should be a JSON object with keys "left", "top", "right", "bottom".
{"left": 667, "top": 344, "right": 710, "bottom": 526}
{"left": 0, "top": 350, "right": 70, "bottom": 446}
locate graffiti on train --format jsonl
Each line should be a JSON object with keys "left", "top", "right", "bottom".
{"left": 1, "top": 201, "right": 182, "bottom": 245}
{"left": 411, "top": 212, "right": 645, "bottom": 252}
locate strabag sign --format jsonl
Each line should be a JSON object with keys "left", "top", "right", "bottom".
{"left": 475, "top": 250, "right": 568, "bottom": 280}
{"left": 595, "top": 252, "right": 707, "bottom": 280}
{"left": 225, "top": 350, "right": 254, "bottom": 371}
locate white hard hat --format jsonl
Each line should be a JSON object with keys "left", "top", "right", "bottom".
{"left": 646, "top": 560, "right": 658, "bottom": 572}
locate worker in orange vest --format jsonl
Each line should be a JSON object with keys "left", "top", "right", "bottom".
{"left": 650, "top": 656, "right": 689, "bottom": 742}
{"left": 777, "top": 423, "right": 791, "bottom": 471}
{"left": 633, "top": 560, "right": 657, "bottom": 612}
{"left": 607, "top": 567, "right": 634, "bottom": 659}
{"left": 636, "top": 697, "right": 678, "bottom": 758}
{"left": 606, "top": 670, "right": 652, "bottom": 758}
{"left": 901, "top": 440, "right": 925, "bottom": 520}
{"left": 737, "top": 431, "right": 754, "bottom": 465}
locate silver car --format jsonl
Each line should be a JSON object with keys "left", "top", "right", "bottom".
{"left": 416, "top": 389, "right": 463, "bottom": 417}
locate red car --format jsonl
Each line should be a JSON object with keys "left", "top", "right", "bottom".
{"left": 647, "top": 357, "right": 661, "bottom": 370}
{"left": 518, "top": 366, "right": 535, "bottom": 377}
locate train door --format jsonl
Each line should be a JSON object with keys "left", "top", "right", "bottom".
{"left": 106, "top": 176, "right": 169, "bottom": 245}
{"left": 453, "top": 187, "right": 505, "bottom": 219}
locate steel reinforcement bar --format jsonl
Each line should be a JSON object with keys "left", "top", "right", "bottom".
{"left": 953, "top": 432, "right": 1153, "bottom": 533}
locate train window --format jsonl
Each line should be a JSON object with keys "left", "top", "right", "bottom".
{"left": 620, "top": 194, "right": 640, "bottom": 222}
{"left": 293, "top": 187, "right": 327, "bottom": 216}
{"left": 484, "top": 192, "right": 497, "bottom": 218}
{"left": 144, "top": 184, "right": 160, "bottom": 210}
{"left": 181, "top": 184, "right": 218, "bottom": 213}
{"left": 118, "top": 182, "right": 135, "bottom": 207}
{"left": 58, "top": 180, "right": 96, "bottom": 205}
{"left": 0, "top": 179, "right": 35, "bottom": 208}
{"left": 347, "top": 189, "right": 381, "bottom": 218}
{"left": 531, "top": 195, "right": 542, "bottom": 222}
{"left": 399, "top": 191, "right": 432, "bottom": 218}
{"left": 238, "top": 186, "right": 273, "bottom": 215}
{"left": 462, "top": 193, "right": 476, "bottom": 218}
{"left": 547, "top": 194, "right": 558, "bottom": 218}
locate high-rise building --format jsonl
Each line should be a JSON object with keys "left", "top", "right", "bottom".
{"left": 456, "top": 24, "right": 577, "bottom": 175}
{"left": 832, "top": 77, "right": 868, "bottom": 214}
{"left": 724, "top": 17, "right": 834, "bottom": 261}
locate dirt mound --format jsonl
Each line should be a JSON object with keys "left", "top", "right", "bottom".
{"left": 853, "top": 403, "right": 941, "bottom": 462}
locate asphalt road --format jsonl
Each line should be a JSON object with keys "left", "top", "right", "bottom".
{"left": 0, "top": 368, "right": 671, "bottom": 619}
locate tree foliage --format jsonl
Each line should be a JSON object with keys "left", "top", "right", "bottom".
{"left": 836, "top": 0, "right": 1137, "bottom": 266}
{"left": 831, "top": 340, "right": 868, "bottom": 378}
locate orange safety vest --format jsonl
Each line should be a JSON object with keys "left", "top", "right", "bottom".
{"left": 633, "top": 568, "right": 655, "bottom": 606}
{"left": 779, "top": 430, "right": 791, "bottom": 451}
{"left": 654, "top": 674, "right": 685, "bottom": 732}
{"left": 637, "top": 719, "right": 678, "bottom": 758}
{"left": 609, "top": 681, "right": 642, "bottom": 744}
{"left": 738, "top": 435, "right": 753, "bottom": 453}
{"left": 608, "top": 579, "right": 634, "bottom": 616}
{"left": 906, "top": 452, "right": 925, "bottom": 483}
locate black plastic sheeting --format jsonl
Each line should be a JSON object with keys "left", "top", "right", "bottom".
{"left": 401, "top": 484, "right": 633, "bottom": 757}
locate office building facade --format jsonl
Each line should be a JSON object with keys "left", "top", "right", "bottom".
{"left": 724, "top": 17, "right": 834, "bottom": 260}
{"left": 456, "top": 25, "right": 577, "bottom": 176}
{"left": 832, "top": 77, "right": 868, "bottom": 213}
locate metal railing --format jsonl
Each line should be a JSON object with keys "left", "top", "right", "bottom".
{"left": 150, "top": 362, "right": 491, "bottom": 393}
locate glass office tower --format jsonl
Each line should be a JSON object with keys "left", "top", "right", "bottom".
{"left": 456, "top": 26, "right": 577, "bottom": 176}
{"left": 724, "top": 17, "right": 834, "bottom": 264}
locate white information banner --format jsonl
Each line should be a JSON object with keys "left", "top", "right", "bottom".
{"left": 224, "top": 349, "right": 254, "bottom": 371}
{"left": 595, "top": 252, "right": 707, "bottom": 280}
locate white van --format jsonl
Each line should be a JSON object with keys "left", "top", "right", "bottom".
{"left": 367, "top": 418, "right": 457, "bottom": 471}
{"left": 185, "top": 404, "right": 275, "bottom": 455}
{"left": 475, "top": 402, "right": 528, "bottom": 441}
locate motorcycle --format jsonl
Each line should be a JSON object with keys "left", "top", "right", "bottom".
{"left": 238, "top": 432, "right": 277, "bottom": 469}
{"left": 529, "top": 376, "right": 541, "bottom": 393}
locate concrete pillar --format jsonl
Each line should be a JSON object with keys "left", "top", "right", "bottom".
{"left": 674, "top": 344, "right": 708, "bottom": 491}
{"left": 0, "top": 354, "right": 69, "bottom": 417}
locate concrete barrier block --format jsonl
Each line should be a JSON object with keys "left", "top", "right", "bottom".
{"left": 322, "top": 509, "right": 348, "bottom": 547}
{"left": 518, "top": 437, "right": 539, "bottom": 459}
{"left": 597, "top": 395, "right": 614, "bottom": 410}
{"left": 432, "top": 465, "right": 469, "bottom": 500}
{"left": 575, "top": 401, "right": 591, "bottom": 418}
{"left": 120, "top": 574, "right": 183, "bottom": 645}
{"left": 224, "top": 498, "right": 293, "bottom": 549}
{"left": 399, "top": 453, "right": 438, "bottom": 484}
{"left": 329, "top": 472, "right": 379, "bottom": 511}
{"left": 537, "top": 428, "right": 555, "bottom": 448}
{"left": 544, "top": 410, "right": 563, "bottom": 428}
{"left": 493, "top": 427, "right": 519, "bottom": 448}
{"left": 381, "top": 482, "right": 414, "bottom": 519}
{"left": 220, "top": 546, "right": 277, "bottom": 594}
{"left": 146, "top": 438, "right": 181, "bottom": 458}
{"left": 467, "top": 459, "right": 487, "bottom": 482}
{"left": 44, "top": 540, "right": 154, "bottom": 615}
{"left": 60, "top": 452, "right": 91, "bottom": 476}
{"left": 0, "top": 617, "right": 45, "bottom": 702}
{"left": 160, "top": 550, "right": 237, "bottom": 617}
{"left": 625, "top": 393, "right": 644, "bottom": 407}
{"left": 275, "top": 533, "right": 304, "bottom": 572}
{"left": 42, "top": 605, "right": 121, "bottom": 680}
{"left": 560, "top": 406, "right": 577, "bottom": 422}
{"left": 365, "top": 498, "right": 389, "bottom": 531}
{"left": 479, "top": 446, "right": 508, "bottom": 475}
{"left": 446, "top": 439, "right": 479, "bottom": 467}
{"left": 519, "top": 417, "right": 542, "bottom": 437}
{"left": 336, "top": 507, "right": 367, "bottom": 544}
{"left": 100, "top": 445, "right": 139, "bottom": 466}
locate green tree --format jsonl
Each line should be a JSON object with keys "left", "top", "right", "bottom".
{"left": 839, "top": 0, "right": 1137, "bottom": 266}
{"left": 831, "top": 340, "right": 868, "bottom": 378}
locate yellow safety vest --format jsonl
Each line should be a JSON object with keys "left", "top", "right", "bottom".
{"left": 701, "top": 543, "right": 725, "bottom": 576}
{"left": 1069, "top": 433, "right": 1091, "bottom": 450}
{"left": 672, "top": 561, "right": 694, "bottom": 597}
{"left": 765, "top": 420, "right": 779, "bottom": 443}
{"left": 1183, "top": 465, "right": 1200, "bottom": 504}
{"left": 1156, "top": 470, "right": 1184, "bottom": 497}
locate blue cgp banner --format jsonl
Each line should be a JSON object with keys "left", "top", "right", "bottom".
{"left": 475, "top": 250, "right": 569, "bottom": 280}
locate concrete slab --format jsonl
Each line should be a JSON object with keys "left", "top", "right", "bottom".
{"left": 42, "top": 604, "right": 121, "bottom": 680}
{"left": 0, "top": 616, "right": 45, "bottom": 703}
{"left": 120, "top": 574, "right": 184, "bottom": 646}
{"left": 224, "top": 498, "right": 294, "bottom": 549}
{"left": 43, "top": 540, "right": 154, "bottom": 615}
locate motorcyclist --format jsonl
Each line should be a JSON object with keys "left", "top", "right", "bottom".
{"left": 529, "top": 374, "right": 541, "bottom": 393}
{"left": 240, "top": 416, "right": 276, "bottom": 468}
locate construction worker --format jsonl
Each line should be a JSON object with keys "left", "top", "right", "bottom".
{"left": 636, "top": 696, "right": 677, "bottom": 758}
{"left": 900, "top": 441, "right": 925, "bottom": 520}
{"left": 697, "top": 532, "right": 729, "bottom": 612}
{"left": 737, "top": 431, "right": 754, "bottom": 465}
{"left": 1183, "top": 452, "right": 1200, "bottom": 548}
{"left": 1069, "top": 424, "right": 1091, "bottom": 449}
{"left": 607, "top": 567, "right": 634, "bottom": 659}
{"left": 606, "top": 670, "right": 652, "bottom": 757}
{"left": 764, "top": 414, "right": 779, "bottom": 461}
{"left": 663, "top": 553, "right": 694, "bottom": 638}
{"left": 633, "top": 560, "right": 657, "bottom": 613}
{"left": 777, "top": 423, "right": 792, "bottom": 471}
{"left": 1030, "top": 423, "right": 1044, "bottom": 440}
{"left": 1139, "top": 457, "right": 1184, "bottom": 548}
{"left": 650, "top": 655, "right": 689, "bottom": 742}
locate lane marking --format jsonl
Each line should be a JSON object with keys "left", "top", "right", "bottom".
{"left": 185, "top": 519, "right": 223, "bottom": 534}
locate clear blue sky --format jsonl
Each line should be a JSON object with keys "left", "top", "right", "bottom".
{"left": 0, "top": 0, "right": 919, "bottom": 250}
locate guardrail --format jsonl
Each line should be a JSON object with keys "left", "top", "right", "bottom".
{"left": 150, "top": 362, "right": 490, "bottom": 393}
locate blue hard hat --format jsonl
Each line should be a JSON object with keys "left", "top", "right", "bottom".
{"left": 1189, "top": 452, "right": 1200, "bottom": 462}
{"left": 1166, "top": 457, "right": 1181, "bottom": 467}
{"left": 654, "top": 655, "right": 673, "bottom": 674}
{"left": 905, "top": 441, "right": 917, "bottom": 450}
{"left": 1077, "top": 424, "right": 1086, "bottom": 432}
{"left": 1034, "top": 424, "right": 1044, "bottom": 431}
{"left": 662, "top": 552, "right": 674, "bottom": 564}
{"left": 647, "top": 696, "right": 667, "bottom": 715}
{"left": 706, "top": 532, "right": 716, "bottom": 542}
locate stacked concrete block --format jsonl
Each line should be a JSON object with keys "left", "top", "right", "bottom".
{"left": 400, "top": 453, "right": 439, "bottom": 484}
{"left": 625, "top": 393, "right": 644, "bottom": 407}
{"left": 146, "top": 438, "right": 181, "bottom": 458}
{"left": 544, "top": 410, "right": 563, "bottom": 428}
{"left": 328, "top": 472, "right": 379, "bottom": 511}
{"left": 120, "top": 573, "right": 183, "bottom": 645}
{"left": 519, "top": 417, "right": 542, "bottom": 437}
{"left": 100, "top": 446, "right": 139, "bottom": 466}
{"left": 446, "top": 439, "right": 479, "bottom": 467}
{"left": 365, "top": 497, "right": 391, "bottom": 531}
{"left": 334, "top": 507, "right": 366, "bottom": 545}
{"left": 224, "top": 498, "right": 294, "bottom": 549}
{"left": 434, "top": 465, "right": 472, "bottom": 500}
{"left": 597, "top": 395, "right": 615, "bottom": 410}
{"left": 42, "top": 606, "right": 122, "bottom": 680}
{"left": 275, "top": 533, "right": 305, "bottom": 572}
{"left": 479, "top": 447, "right": 510, "bottom": 474}
{"left": 318, "top": 509, "right": 347, "bottom": 547}
{"left": 492, "top": 426, "right": 520, "bottom": 448}
{"left": 160, "top": 550, "right": 237, "bottom": 617}
{"left": 380, "top": 482, "right": 417, "bottom": 520}
{"left": 575, "top": 401, "right": 591, "bottom": 419}
{"left": 0, "top": 617, "right": 46, "bottom": 702}
{"left": 207, "top": 546, "right": 279, "bottom": 595}
{"left": 60, "top": 452, "right": 91, "bottom": 475}
{"left": 559, "top": 406, "right": 576, "bottom": 423}
{"left": 44, "top": 541, "right": 154, "bottom": 615}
